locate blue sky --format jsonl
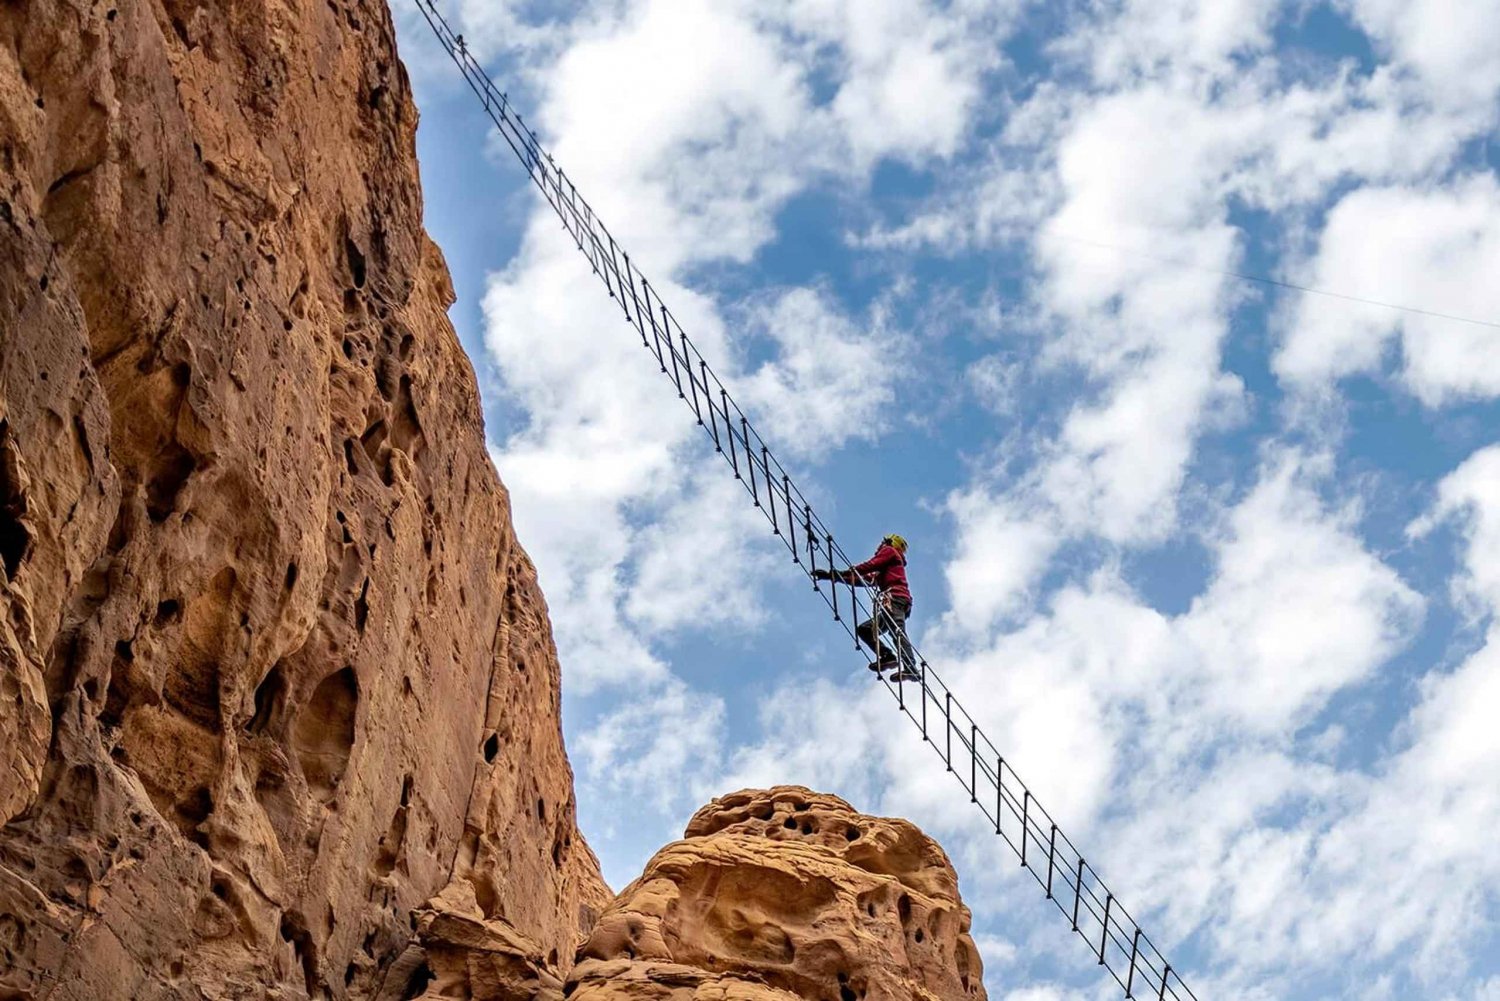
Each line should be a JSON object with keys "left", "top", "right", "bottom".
{"left": 393, "top": 1, "right": 1500, "bottom": 997}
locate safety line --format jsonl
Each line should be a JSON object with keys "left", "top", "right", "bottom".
{"left": 408, "top": 5, "right": 1201, "bottom": 998}
{"left": 1048, "top": 230, "right": 1500, "bottom": 331}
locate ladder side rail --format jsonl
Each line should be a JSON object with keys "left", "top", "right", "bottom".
{"left": 969, "top": 732, "right": 1177, "bottom": 1001}
{"left": 894, "top": 674, "right": 1134, "bottom": 1000}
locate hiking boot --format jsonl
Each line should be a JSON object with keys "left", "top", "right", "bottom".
{"left": 867, "top": 658, "right": 897, "bottom": 673}
{"left": 890, "top": 667, "right": 922, "bottom": 684}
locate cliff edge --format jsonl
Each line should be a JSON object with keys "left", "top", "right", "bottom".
{"left": 0, "top": 1, "right": 608, "bottom": 997}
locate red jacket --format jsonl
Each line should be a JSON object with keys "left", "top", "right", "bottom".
{"left": 844, "top": 544, "right": 911, "bottom": 605}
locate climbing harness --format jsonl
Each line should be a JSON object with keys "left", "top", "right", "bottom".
{"left": 410, "top": 5, "right": 1200, "bottom": 998}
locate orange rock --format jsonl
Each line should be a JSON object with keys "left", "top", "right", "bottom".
{"left": 0, "top": 0, "right": 607, "bottom": 996}
{"left": 570, "top": 788, "right": 986, "bottom": 1001}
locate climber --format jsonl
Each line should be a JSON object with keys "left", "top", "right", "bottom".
{"left": 813, "top": 534, "right": 919, "bottom": 681}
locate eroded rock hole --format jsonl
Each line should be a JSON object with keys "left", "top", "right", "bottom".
{"left": 164, "top": 568, "right": 234, "bottom": 728}
{"left": 155, "top": 598, "right": 182, "bottom": 625}
{"left": 914, "top": 928, "right": 925, "bottom": 943}
{"left": 247, "top": 665, "right": 287, "bottom": 736}
{"left": 293, "top": 667, "right": 358, "bottom": 803}
{"left": 284, "top": 562, "right": 298, "bottom": 591}
{"left": 390, "top": 375, "right": 423, "bottom": 456}
{"left": 99, "top": 640, "right": 136, "bottom": 729}
{"left": 0, "top": 421, "right": 34, "bottom": 581}
{"left": 354, "top": 578, "right": 370, "bottom": 633}
{"left": 177, "top": 786, "right": 212, "bottom": 849}
{"left": 375, "top": 354, "right": 399, "bottom": 402}
{"left": 401, "top": 963, "right": 435, "bottom": 1000}
{"left": 279, "top": 911, "right": 319, "bottom": 997}
{"left": 782, "top": 818, "right": 797, "bottom": 830}
{"left": 145, "top": 441, "right": 197, "bottom": 521}
{"left": 372, "top": 775, "right": 412, "bottom": 878}
{"left": 360, "top": 419, "right": 387, "bottom": 468}
{"left": 345, "top": 236, "right": 366, "bottom": 288}
{"left": 482, "top": 732, "right": 499, "bottom": 763}
{"left": 845, "top": 826, "right": 860, "bottom": 841}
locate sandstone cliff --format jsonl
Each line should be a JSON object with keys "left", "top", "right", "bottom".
{"left": 562, "top": 788, "right": 986, "bottom": 1001}
{"left": 0, "top": 1, "right": 609, "bottom": 997}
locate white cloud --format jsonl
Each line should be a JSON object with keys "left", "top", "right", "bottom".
{"left": 1277, "top": 177, "right": 1500, "bottom": 406}
{"left": 939, "top": 491, "right": 1060, "bottom": 633}
{"left": 626, "top": 470, "right": 780, "bottom": 635}
{"left": 739, "top": 286, "right": 903, "bottom": 458}
{"left": 717, "top": 677, "right": 886, "bottom": 802}
{"left": 996, "top": 987, "right": 1093, "bottom": 1001}
{"left": 1069, "top": 0, "right": 1281, "bottom": 86}
{"left": 1181, "top": 454, "right": 1424, "bottom": 731}
{"left": 575, "top": 676, "right": 727, "bottom": 816}
{"left": 1422, "top": 443, "right": 1500, "bottom": 607}
{"left": 1346, "top": 0, "right": 1500, "bottom": 112}
{"left": 539, "top": 0, "right": 815, "bottom": 268}
{"left": 789, "top": 0, "right": 1007, "bottom": 167}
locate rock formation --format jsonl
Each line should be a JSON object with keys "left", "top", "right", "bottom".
{"left": 0, "top": 0, "right": 608, "bottom": 997}
{"left": 564, "top": 788, "right": 986, "bottom": 1001}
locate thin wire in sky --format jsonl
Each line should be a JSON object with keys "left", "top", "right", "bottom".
{"left": 1051, "top": 231, "right": 1500, "bottom": 331}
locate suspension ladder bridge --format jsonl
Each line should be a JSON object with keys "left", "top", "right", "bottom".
{"left": 410, "top": 4, "right": 1200, "bottom": 998}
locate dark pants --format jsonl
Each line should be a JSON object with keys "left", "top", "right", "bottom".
{"left": 857, "top": 597, "right": 914, "bottom": 668}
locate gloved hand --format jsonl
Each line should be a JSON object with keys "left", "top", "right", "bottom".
{"left": 811, "top": 568, "right": 834, "bottom": 581}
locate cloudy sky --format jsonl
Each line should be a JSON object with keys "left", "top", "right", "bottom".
{"left": 393, "top": 1, "right": 1500, "bottom": 997}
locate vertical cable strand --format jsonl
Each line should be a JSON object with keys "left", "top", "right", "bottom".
{"left": 705, "top": 364, "right": 722, "bottom": 452}
{"left": 744, "top": 419, "right": 760, "bottom": 505}
{"left": 763, "top": 447, "right": 780, "bottom": 534}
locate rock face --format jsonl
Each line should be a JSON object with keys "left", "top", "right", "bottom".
{"left": 0, "top": 0, "right": 608, "bottom": 997}
{"left": 568, "top": 788, "right": 986, "bottom": 1001}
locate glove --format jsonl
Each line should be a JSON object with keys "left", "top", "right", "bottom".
{"left": 811, "top": 568, "right": 834, "bottom": 581}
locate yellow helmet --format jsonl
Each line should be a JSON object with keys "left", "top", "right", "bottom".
{"left": 884, "top": 533, "right": 908, "bottom": 552}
